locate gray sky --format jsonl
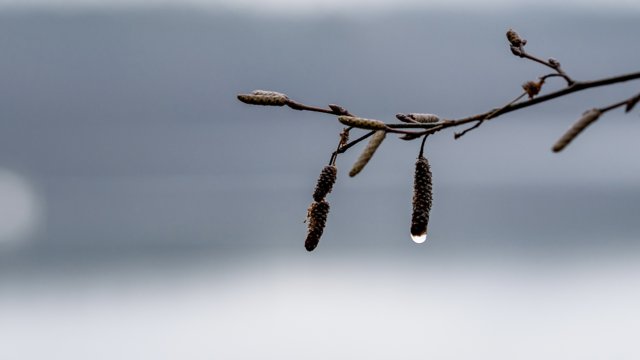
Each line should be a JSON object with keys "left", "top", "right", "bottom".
{"left": 2, "top": 0, "right": 640, "bottom": 13}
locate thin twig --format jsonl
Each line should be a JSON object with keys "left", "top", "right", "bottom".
{"left": 454, "top": 92, "right": 527, "bottom": 139}
{"left": 335, "top": 130, "right": 376, "bottom": 155}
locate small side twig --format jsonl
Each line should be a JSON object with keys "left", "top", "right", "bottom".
{"left": 507, "top": 29, "right": 575, "bottom": 86}
{"left": 454, "top": 92, "right": 527, "bottom": 139}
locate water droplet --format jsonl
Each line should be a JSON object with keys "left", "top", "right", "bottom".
{"left": 411, "top": 233, "right": 427, "bottom": 244}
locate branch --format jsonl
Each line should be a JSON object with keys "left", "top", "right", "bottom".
{"left": 236, "top": 28, "right": 640, "bottom": 251}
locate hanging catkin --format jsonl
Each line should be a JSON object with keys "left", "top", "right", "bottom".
{"left": 411, "top": 155, "right": 433, "bottom": 240}
{"left": 313, "top": 165, "right": 337, "bottom": 202}
{"left": 349, "top": 130, "right": 386, "bottom": 177}
{"left": 552, "top": 109, "right": 601, "bottom": 152}
{"left": 305, "top": 200, "right": 330, "bottom": 252}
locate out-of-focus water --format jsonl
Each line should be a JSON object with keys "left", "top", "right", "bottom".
{"left": 2, "top": 251, "right": 640, "bottom": 359}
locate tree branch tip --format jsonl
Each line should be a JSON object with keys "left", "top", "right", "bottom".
{"left": 329, "top": 104, "right": 349, "bottom": 115}
{"left": 626, "top": 94, "right": 640, "bottom": 113}
{"left": 506, "top": 28, "right": 526, "bottom": 48}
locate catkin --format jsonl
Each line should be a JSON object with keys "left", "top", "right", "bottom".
{"left": 305, "top": 200, "right": 330, "bottom": 252}
{"left": 552, "top": 109, "right": 601, "bottom": 152}
{"left": 407, "top": 113, "right": 441, "bottom": 123}
{"left": 313, "top": 165, "right": 337, "bottom": 202}
{"left": 349, "top": 130, "right": 386, "bottom": 177}
{"left": 411, "top": 156, "right": 433, "bottom": 238}
{"left": 338, "top": 116, "right": 387, "bottom": 130}
{"left": 237, "top": 90, "right": 288, "bottom": 106}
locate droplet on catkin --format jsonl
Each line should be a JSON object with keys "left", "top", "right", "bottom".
{"left": 237, "top": 90, "right": 289, "bottom": 106}
{"left": 312, "top": 165, "right": 337, "bottom": 202}
{"left": 349, "top": 130, "right": 386, "bottom": 177}
{"left": 410, "top": 156, "right": 432, "bottom": 244}
{"left": 338, "top": 116, "right": 387, "bottom": 131}
{"left": 411, "top": 233, "right": 427, "bottom": 244}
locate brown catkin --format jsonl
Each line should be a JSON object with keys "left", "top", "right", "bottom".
{"left": 237, "top": 90, "right": 288, "bottom": 106}
{"left": 338, "top": 116, "right": 387, "bottom": 130}
{"left": 411, "top": 156, "right": 433, "bottom": 238}
{"left": 552, "top": 109, "right": 601, "bottom": 152}
{"left": 349, "top": 130, "right": 386, "bottom": 177}
{"left": 305, "top": 200, "right": 330, "bottom": 252}
{"left": 313, "top": 165, "right": 337, "bottom": 202}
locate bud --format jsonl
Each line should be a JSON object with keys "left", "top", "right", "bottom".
{"left": 552, "top": 109, "right": 602, "bottom": 152}
{"left": 305, "top": 200, "right": 330, "bottom": 251}
{"left": 329, "top": 104, "right": 349, "bottom": 115}
{"left": 411, "top": 156, "right": 432, "bottom": 243}
{"left": 338, "top": 116, "right": 387, "bottom": 131}
{"left": 349, "top": 130, "right": 386, "bottom": 177}
{"left": 522, "top": 81, "right": 542, "bottom": 99}
{"left": 312, "top": 165, "right": 337, "bottom": 202}
{"left": 506, "top": 29, "right": 524, "bottom": 47}
{"left": 397, "top": 113, "right": 440, "bottom": 123}
{"left": 237, "top": 90, "right": 289, "bottom": 106}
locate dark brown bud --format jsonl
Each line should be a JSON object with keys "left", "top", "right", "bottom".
{"left": 305, "top": 200, "right": 330, "bottom": 251}
{"left": 312, "top": 165, "right": 337, "bottom": 202}
{"left": 506, "top": 29, "right": 524, "bottom": 47}
{"left": 237, "top": 90, "right": 289, "bottom": 106}
{"left": 411, "top": 156, "right": 432, "bottom": 243}
{"left": 552, "top": 109, "right": 602, "bottom": 153}
{"left": 522, "top": 81, "right": 542, "bottom": 99}
{"left": 626, "top": 94, "right": 640, "bottom": 113}
{"left": 329, "top": 104, "right": 349, "bottom": 115}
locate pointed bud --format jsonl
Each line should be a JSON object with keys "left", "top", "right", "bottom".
{"left": 522, "top": 81, "right": 542, "bottom": 99}
{"left": 506, "top": 29, "right": 524, "bottom": 47}
{"left": 329, "top": 104, "right": 349, "bottom": 115}
{"left": 552, "top": 109, "right": 602, "bottom": 152}
{"left": 411, "top": 156, "right": 433, "bottom": 243}
{"left": 237, "top": 90, "right": 289, "bottom": 106}
{"left": 338, "top": 116, "right": 387, "bottom": 130}
{"left": 305, "top": 200, "right": 330, "bottom": 251}
{"left": 312, "top": 165, "right": 337, "bottom": 202}
{"left": 349, "top": 130, "right": 386, "bottom": 177}
{"left": 626, "top": 94, "right": 640, "bottom": 113}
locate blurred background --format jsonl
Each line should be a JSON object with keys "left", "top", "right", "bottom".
{"left": 1, "top": 0, "right": 639, "bottom": 358}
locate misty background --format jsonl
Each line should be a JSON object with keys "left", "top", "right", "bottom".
{"left": 0, "top": 4, "right": 639, "bottom": 359}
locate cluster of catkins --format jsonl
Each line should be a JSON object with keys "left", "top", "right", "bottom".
{"left": 305, "top": 153, "right": 434, "bottom": 251}
{"left": 305, "top": 165, "right": 337, "bottom": 251}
